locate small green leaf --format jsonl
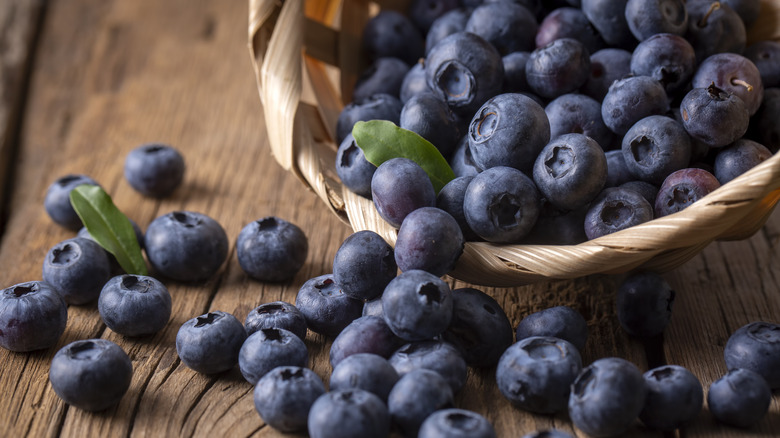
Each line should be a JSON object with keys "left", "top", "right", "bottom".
{"left": 69, "top": 185, "right": 148, "bottom": 276}
{"left": 352, "top": 120, "right": 455, "bottom": 193}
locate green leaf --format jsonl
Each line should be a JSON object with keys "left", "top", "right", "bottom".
{"left": 352, "top": 120, "right": 455, "bottom": 193}
{"left": 69, "top": 185, "right": 148, "bottom": 276}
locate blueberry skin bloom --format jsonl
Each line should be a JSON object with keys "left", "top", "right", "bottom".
{"left": 144, "top": 211, "right": 228, "bottom": 282}
{"left": 253, "top": 366, "right": 325, "bottom": 433}
{"left": 630, "top": 34, "right": 696, "bottom": 97}
{"left": 124, "top": 143, "right": 185, "bottom": 198}
{"left": 308, "top": 389, "right": 390, "bottom": 438}
{"left": 468, "top": 93, "right": 550, "bottom": 173}
{"left": 568, "top": 357, "right": 647, "bottom": 437}
{"left": 388, "top": 369, "right": 455, "bottom": 436}
{"left": 496, "top": 336, "right": 583, "bottom": 414}
{"left": 621, "top": 115, "right": 692, "bottom": 185}
{"left": 526, "top": 38, "right": 591, "bottom": 99}
{"left": 44, "top": 174, "right": 99, "bottom": 230}
{"left": 295, "top": 274, "right": 363, "bottom": 338}
{"left": 545, "top": 93, "right": 613, "bottom": 150}
{"left": 680, "top": 85, "right": 750, "bottom": 149}
{"left": 98, "top": 274, "right": 172, "bottom": 337}
{"left": 536, "top": 8, "right": 604, "bottom": 55}
{"left": 395, "top": 207, "right": 464, "bottom": 277}
{"left": 49, "top": 339, "right": 132, "bottom": 411}
{"left": 244, "top": 301, "right": 307, "bottom": 339}
{"left": 330, "top": 353, "right": 400, "bottom": 401}
{"left": 238, "top": 327, "right": 309, "bottom": 385}
{"left": 176, "top": 311, "right": 247, "bottom": 374}
{"left": 624, "top": 0, "right": 688, "bottom": 41}
{"left": 42, "top": 237, "right": 111, "bottom": 305}
{"left": 515, "top": 306, "right": 588, "bottom": 353}
{"left": 381, "top": 270, "right": 453, "bottom": 342}
{"left": 654, "top": 168, "right": 721, "bottom": 218}
{"left": 463, "top": 166, "right": 541, "bottom": 243}
{"left": 418, "top": 408, "right": 496, "bottom": 438}
{"left": 708, "top": 368, "right": 771, "bottom": 428}
{"left": 601, "top": 76, "right": 669, "bottom": 136}
{"left": 465, "top": 2, "right": 538, "bottom": 55}
{"left": 333, "top": 230, "right": 396, "bottom": 301}
{"left": 371, "top": 157, "right": 436, "bottom": 228}
{"left": 686, "top": 1, "right": 746, "bottom": 63}
{"left": 0, "top": 281, "right": 67, "bottom": 352}
{"left": 329, "top": 315, "right": 404, "bottom": 367}
{"left": 236, "top": 216, "right": 308, "bottom": 282}
{"left": 639, "top": 365, "right": 703, "bottom": 431}
{"left": 714, "top": 139, "right": 773, "bottom": 184}
{"left": 533, "top": 133, "right": 607, "bottom": 211}
{"left": 389, "top": 340, "right": 467, "bottom": 394}
{"left": 436, "top": 176, "right": 478, "bottom": 241}
{"left": 584, "top": 187, "right": 654, "bottom": 240}
{"left": 724, "top": 321, "right": 780, "bottom": 389}
{"left": 617, "top": 272, "right": 675, "bottom": 338}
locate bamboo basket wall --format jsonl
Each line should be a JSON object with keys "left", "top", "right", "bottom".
{"left": 248, "top": 0, "right": 780, "bottom": 288}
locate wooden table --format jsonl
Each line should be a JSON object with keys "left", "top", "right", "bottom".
{"left": 0, "top": 1, "right": 778, "bottom": 436}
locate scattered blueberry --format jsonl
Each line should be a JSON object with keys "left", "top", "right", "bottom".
{"left": 329, "top": 315, "right": 404, "bottom": 367}
{"left": 418, "top": 408, "right": 496, "bottom": 438}
{"left": 333, "top": 230, "right": 396, "bottom": 301}
{"left": 44, "top": 174, "right": 99, "bottom": 230}
{"left": 295, "top": 274, "right": 363, "bottom": 338}
{"left": 516, "top": 306, "right": 588, "bottom": 352}
{"left": 708, "top": 368, "right": 771, "bottom": 428}
{"left": 244, "top": 301, "right": 307, "bottom": 340}
{"left": 724, "top": 321, "right": 780, "bottom": 389}
{"left": 639, "top": 364, "right": 703, "bottom": 431}
{"left": 0, "top": 281, "right": 67, "bottom": 352}
{"left": 329, "top": 353, "right": 399, "bottom": 401}
{"left": 236, "top": 216, "right": 308, "bottom": 282}
{"left": 617, "top": 271, "right": 674, "bottom": 338}
{"left": 176, "top": 310, "right": 247, "bottom": 374}
{"left": 381, "top": 270, "right": 453, "bottom": 342}
{"left": 371, "top": 157, "right": 436, "bottom": 228}
{"left": 42, "top": 237, "right": 111, "bottom": 305}
{"left": 308, "top": 389, "right": 390, "bottom": 438}
{"left": 387, "top": 368, "right": 455, "bottom": 436}
{"left": 389, "top": 340, "right": 467, "bottom": 394}
{"left": 253, "top": 366, "right": 325, "bottom": 433}
{"left": 238, "top": 327, "right": 309, "bottom": 385}
{"left": 124, "top": 143, "right": 185, "bottom": 198}
{"left": 98, "top": 274, "right": 172, "bottom": 337}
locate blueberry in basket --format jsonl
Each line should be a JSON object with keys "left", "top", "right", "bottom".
{"left": 525, "top": 38, "right": 591, "bottom": 99}
{"left": 601, "top": 75, "right": 669, "bottom": 136}
{"left": 371, "top": 157, "right": 436, "bottom": 228}
{"left": 536, "top": 7, "right": 605, "bottom": 54}
{"left": 407, "top": 0, "right": 459, "bottom": 34}
{"left": 501, "top": 51, "right": 532, "bottom": 94}
{"left": 581, "top": 0, "right": 637, "bottom": 49}
{"left": 244, "top": 300, "right": 307, "bottom": 339}
{"left": 253, "top": 366, "right": 325, "bottom": 433}
{"left": 624, "top": 0, "right": 688, "bottom": 41}
{"left": 654, "top": 167, "right": 721, "bottom": 217}
{"left": 680, "top": 84, "right": 750, "bottom": 148}
{"left": 714, "top": 139, "right": 773, "bottom": 184}
{"left": 336, "top": 93, "right": 403, "bottom": 144}
{"left": 0, "top": 281, "right": 67, "bottom": 352}
{"left": 394, "top": 207, "right": 464, "bottom": 276}
{"left": 176, "top": 310, "right": 247, "bottom": 374}
{"left": 465, "top": 2, "right": 538, "bottom": 55}
{"left": 124, "top": 143, "right": 185, "bottom": 198}
{"left": 44, "top": 174, "right": 100, "bottom": 230}
{"left": 436, "top": 176, "right": 478, "bottom": 241}
{"left": 400, "top": 92, "right": 461, "bottom": 158}
{"left": 584, "top": 186, "right": 654, "bottom": 239}
{"left": 236, "top": 216, "right": 308, "bottom": 283}
{"left": 335, "top": 133, "right": 376, "bottom": 198}
{"left": 581, "top": 48, "right": 632, "bottom": 102}
{"left": 352, "top": 57, "right": 410, "bottom": 103}
{"left": 545, "top": 93, "right": 614, "bottom": 150}
{"left": 400, "top": 61, "right": 429, "bottom": 102}
{"left": 686, "top": 0, "right": 746, "bottom": 62}
{"left": 333, "top": 230, "right": 396, "bottom": 301}
{"left": 620, "top": 115, "right": 692, "bottom": 185}
{"left": 744, "top": 40, "right": 780, "bottom": 88}
{"left": 629, "top": 33, "right": 697, "bottom": 96}
{"left": 692, "top": 52, "right": 764, "bottom": 115}
{"left": 98, "top": 274, "right": 172, "bottom": 337}
{"left": 42, "top": 237, "right": 111, "bottom": 305}
{"left": 362, "top": 10, "right": 424, "bottom": 65}
{"left": 424, "top": 7, "right": 470, "bottom": 56}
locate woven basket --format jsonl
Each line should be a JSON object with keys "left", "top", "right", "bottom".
{"left": 248, "top": 0, "right": 780, "bottom": 288}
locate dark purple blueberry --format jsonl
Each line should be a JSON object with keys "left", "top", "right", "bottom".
{"left": 617, "top": 272, "right": 675, "bottom": 338}
{"left": 371, "top": 157, "right": 436, "bottom": 228}
{"left": 522, "top": 201, "right": 588, "bottom": 245}
{"left": 253, "top": 366, "right": 325, "bottom": 433}
{"left": 389, "top": 341, "right": 467, "bottom": 393}
{"left": 533, "top": 133, "right": 607, "bottom": 211}
{"left": 449, "top": 135, "right": 481, "bottom": 178}
{"left": 692, "top": 53, "right": 764, "bottom": 116}
{"left": 418, "top": 409, "right": 496, "bottom": 438}
{"left": 407, "top": 0, "right": 459, "bottom": 33}
{"left": 425, "top": 32, "right": 505, "bottom": 117}
{"left": 545, "top": 93, "right": 613, "bottom": 150}
{"left": 680, "top": 84, "right": 749, "bottom": 148}
{"left": 244, "top": 301, "right": 307, "bottom": 340}
{"left": 42, "top": 237, "right": 111, "bottom": 305}
{"left": 708, "top": 368, "right": 771, "bottom": 428}
{"left": 333, "top": 230, "right": 396, "bottom": 301}
{"left": 722, "top": 0, "right": 761, "bottom": 26}
{"left": 639, "top": 365, "right": 703, "bottom": 431}
{"left": 463, "top": 166, "right": 541, "bottom": 243}
{"left": 515, "top": 306, "right": 588, "bottom": 352}
{"left": 329, "top": 315, "right": 404, "bottom": 367}
{"left": 724, "top": 321, "right": 780, "bottom": 389}
{"left": 749, "top": 87, "right": 780, "bottom": 153}
{"left": 294, "top": 274, "right": 363, "bottom": 338}
{"left": 44, "top": 174, "right": 99, "bottom": 230}
{"left": 308, "top": 389, "right": 390, "bottom": 438}
{"left": 49, "top": 339, "right": 132, "bottom": 411}
{"left": 387, "top": 369, "right": 455, "bottom": 436}
{"left": 605, "top": 149, "right": 635, "bottom": 187}
{"left": 441, "top": 287, "right": 513, "bottom": 367}
{"left": 621, "top": 115, "right": 692, "bottom": 185}
{"left": 584, "top": 187, "right": 654, "bottom": 239}
{"left": 630, "top": 33, "right": 696, "bottom": 96}
{"left": 335, "top": 93, "right": 403, "bottom": 143}
{"left": 521, "top": 430, "right": 574, "bottom": 438}
{"left": 468, "top": 93, "right": 550, "bottom": 173}
{"left": 568, "top": 357, "right": 647, "bottom": 437}
{"left": 98, "top": 274, "right": 171, "bottom": 337}
{"left": 352, "top": 57, "right": 410, "bottom": 103}
{"left": 502, "top": 51, "right": 532, "bottom": 93}
{"left": 400, "top": 92, "right": 461, "bottom": 158}
{"left": 236, "top": 216, "right": 308, "bottom": 282}
{"left": 536, "top": 7, "right": 604, "bottom": 54}
{"left": 654, "top": 168, "right": 720, "bottom": 217}
{"left": 362, "top": 11, "right": 424, "bottom": 65}
{"left": 0, "top": 281, "right": 67, "bottom": 352}
{"left": 176, "top": 310, "right": 247, "bottom": 374}
{"left": 465, "top": 2, "right": 538, "bottom": 55}
{"left": 330, "top": 353, "right": 400, "bottom": 401}
{"left": 381, "top": 270, "right": 453, "bottom": 342}
{"left": 124, "top": 143, "right": 185, "bottom": 198}
{"left": 581, "top": 0, "right": 636, "bottom": 49}
{"left": 744, "top": 41, "right": 780, "bottom": 88}
{"left": 625, "top": 0, "right": 688, "bottom": 41}
{"left": 335, "top": 133, "right": 376, "bottom": 198}
{"left": 581, "top": 48, "right": 632, "bottom": 102}
{"left": 496, "top": 336, "right": 583, "bottom": 414}
{"left": 238, "top": 327, "right": 308, "bottom": 385}
{"left": 144, "top": 210, "right": 228, "bottom": 282}
{"left": 400, "top": 61, "right": 429, "bottom": 102}
{"left": 436, "top": 176, "right": 478, "bottom": 241}
{"left": 714, "top": 139, "right": 773, "bottom": 184}
{"left": 424, "top": 8, "right": 470, "bottom": 55}
{"left": 620, "top": 180, "right": 659, "bottom": 205}
{"left": 526, "top": 38, "right": 591, "bottom": 99}
{"left": 395, "top": 207, "right": 464, "bottom": 276}
{"left": 601, "top": 76, "right": 669, "bottom": 136}
{"left": 686, "top": 0, "right": 746, "bottom": 63}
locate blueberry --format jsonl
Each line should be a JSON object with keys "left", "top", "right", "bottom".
{"left": 545, "top": 93, "right": 613, "bottom": 150}
{"left": 335, "top": 133, "right": 376, "bottom": 198}
{"left": 621, "top": 115, "right": 692, "bottom": 185}
{"left": 42, "top": 237, "right": 111, "bottom": 305}
{"left": 617, "top": 272, "right": 674, "bottom": 338}
{"left": 329, "top": 315, "right": 404, "bottom": 367}
{"left": 381, "top": 270, "right": 453, "bottom": 342}
{"left": 49, "top": 339, "right": 132, "bottom": 411}
{"left": 744, "top": 41, "right": 780, "bottom": 88}
{"left": 362, "top": 11, "right": 424, "bottom": 65}
{"left": 496, "top": 336, "right": 582, "bottom": 414}
{"left": 520, "top": 430, "right": 574, "bottom": 438}
{"left": 295, "top": 274, "right": 363, "bottom": 338}
{"left": 526, "top": 38, "right": 591, "bottom": 99}
{"left": 639, "top": 365, "right": 703, "bottom": 431}
{"left": 523, "top": 201, "right": 588, "bottom": 245}
{"left": 238, "top": 327, "right": 309, "bottom": 385}
{"left": 692, "top": 53, "right": 764, "bottom": 116}
{"left": 236, "top": 216, "right": 308, "bottom": 282}
{"left": 581, "top": 0, "right": 637, "bottom": 49}
{"left": 253, "top": 366, "right": 325, "bottom": 433}
{"left": 654, "top": 168, "right": 721, "bottom": 217}
{"left": 44, "top": 174, "right": 99, "bottom": 230}
{"left": 371, "top": 157, "right": 436, "bottom": 228}
{"left": 584, "top": 187, "right": 654, "bottom": 239}
{"left": 722, "top": 0, "right": 761, "bottom": 26}
{"left": 749, "top": 87, "right": 780, "bottom": 153}
{"left": 502, "top": 51, "right": 532, "bottom": 93}
{"left": 387, "top": 369, "right": 454, "bottom": 436}
{"left": 407, "top": 0, "right": 459, "bottom": 33}
{"left": 515, "top": 306, "right": 588, "bottom": 352}
{"left": 335, "top": 93, "right": 403, "bottom": 144}
{"left": 581, "top": 48, "right": 632, "bottom": 102}
{"left": 714, "top": 139, "right": 773, "bottom": 184}
{"left": 630, "top": 33, "right": 696, "bottom": 96}
{"left": 400, "top": 92, "right": 461, "bottom": 158}
{"left": 601, "top": 76, "right": 669, "bottom": 136}
{"left": 604, "top": 149, "right": 635, "bottom": 187}
{"left": 424, "top": 8, "right": 470, "bottom": 55}
{"left": 176, "top": 310, "right": 247, "bottom": 374}
{"left": 536, "top": 7, "right": 604, "bottom": 54}
{"left": 449, "top": 135, "right": 481, "bottom": 178}
{"left": 0, "top": 281, "right": 67, "bottom": 352}
{"left": 724, "top": 321, "right": 780, "bottom": 389}
{"left": 465, "top": 2, "right": 538, "bottom": 55}
{"left": 124, "top": 143, "right": 185, "bottom": 198}
{"left": 707, "top": 368, "right": 771, "bottom": 428}
{"left": 624, "top": 0, "right": 688, "bottom": 41}
{"left": 400, "top": 61, "right": 430, "bottom": 102}
{"left": 308, "top": 389, "right": 390, "bottom": 438}
{"left": 362, "top": 298, "right": 383, "bottom": 318}
{"left": 680, "top": 85, "right": 749, "bottom": 149}
{"left": 244, "top": 301, "right": 307, "bottom": 340}
{"left": 686, "top": 1, "right": 746, "bottom": 63}
{"left": 144, "top": 211, "right": 228, "bottom": 282}
{"left": 389, "top": 340, "right": 467, "bottom": 393}
{"left": 98, "top": 274, "right": 171, "bottom": 337}
{"left": 330, "top": 353, "right": 400, "bottom": 401}
{"left": 436, "top": 176, "right": 478, "bottom": 241}
{"left": 619, "top": 180, "right": 659, "bottom": 206}
{"left": 568, "top": 357, "right": 647, "bottom": 437}
{"left": 395, "top": 207, "right": 464, "bottom": 276}
{"left": 418, "top": 408, "right": 496, "bottom": 438}
{"left": 352, "top": 57, "right": 410, "bottom": 103}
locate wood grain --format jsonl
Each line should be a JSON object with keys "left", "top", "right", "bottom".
{"left": 0, "top": 0, "right": 777, "bottom": 437}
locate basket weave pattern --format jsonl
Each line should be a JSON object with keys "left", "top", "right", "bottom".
{"left": 249, "top": 0, "right": 780, "bottom": 287}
